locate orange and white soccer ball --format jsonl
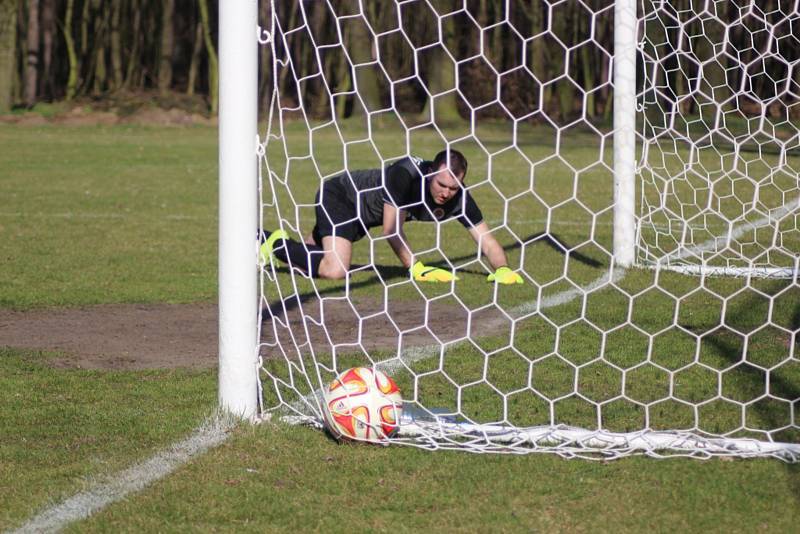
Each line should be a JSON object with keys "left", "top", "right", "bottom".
{"left": 322, "top": 367, "right": 403, "bottom": 443}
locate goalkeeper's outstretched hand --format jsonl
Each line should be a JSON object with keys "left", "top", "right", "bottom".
{"left": 411, "top": 261, "right": 458, "bottom": 282}
{"left": 487, "top": 266, "right": 524, "bottom": 285}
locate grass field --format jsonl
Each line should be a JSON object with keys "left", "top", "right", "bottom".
{"left": 2, "top": 121, "right": 800, "bottom": 532}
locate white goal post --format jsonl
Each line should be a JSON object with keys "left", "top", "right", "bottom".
{"left": 220, "top": 0, "right": 800, "bottom": 459}
{"left": 218, "top": 0, "right": 259, "bottom": 419}
{"left": 612, "top": 0, "right": 637, "bottom": 268}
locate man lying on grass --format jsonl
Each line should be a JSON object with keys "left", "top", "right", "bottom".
{"left": 260, "top": 149, "right": 523, "bottom": 284}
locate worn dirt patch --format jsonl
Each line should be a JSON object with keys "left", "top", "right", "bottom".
{"left": 262, "top": 295, "right": 508, "bottom": 361}
{"left": 0, "top": 296, "right": 510, "bottom": 371}
{"left": 0, "top": 303, "right": 218, "bottom": 370}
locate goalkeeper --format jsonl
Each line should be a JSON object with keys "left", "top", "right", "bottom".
{"left": 260, "top": 149, "right": 523, "bottom": 285}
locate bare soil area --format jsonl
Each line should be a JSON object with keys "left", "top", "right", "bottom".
{"left": 0, "top": 303, "right": 217, "bottom": 370}
{"left": 261, "top": 295, "right": 508, "bottom": 359}
{"left": 0, "top": 296, "right": 509, "bottom": 371}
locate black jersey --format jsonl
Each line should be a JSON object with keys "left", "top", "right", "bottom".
{"left": 318, "top": 157, "right": 483, "bottom": 237}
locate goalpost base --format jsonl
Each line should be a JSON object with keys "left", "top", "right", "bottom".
{"left": 640, "top": 263, "right": 799, "bottom": 280}
{"left": 263, "top": 410, "right": 800, "bottom": 462}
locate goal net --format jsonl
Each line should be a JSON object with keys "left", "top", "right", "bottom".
{"left": 637, "top": 2, "right": 800, "bottom": 277}
{"left": 256, "top": 0, "right": 800, "bottom": 460}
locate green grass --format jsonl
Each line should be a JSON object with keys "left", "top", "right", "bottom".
{"left": 72, "top": 423, "right": 800, "bottom": 533}
{"left": 0, "top": 348, "right": 216, "bottom": 530}
{"left": 0, "top": 123, "right": 217, "bottom": 308}
{"left": 1, "top": 121, "right": 799, "bottom": 532}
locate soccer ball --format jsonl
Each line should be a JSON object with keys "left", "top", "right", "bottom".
{"left": 322, "top": 367, "right": 403, "bottom": 443}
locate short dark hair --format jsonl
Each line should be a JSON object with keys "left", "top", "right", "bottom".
{"left": 433, "top": 149, "right": 468, "bottom": 179}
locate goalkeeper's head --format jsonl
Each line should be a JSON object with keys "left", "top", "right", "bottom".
{"left": 430, "top": 149, "right": 468, "bottom": 205}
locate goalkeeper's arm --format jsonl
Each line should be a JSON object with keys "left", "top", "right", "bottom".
{"left": 468, "top": 222, "right": 508, "bottom": 269}
{"left": 382, "top": 203, "right": 413, "bottom": 268}
{"left": 382, "top": 203, "right": 457, "bottom": 282}
{"left": 468, "top": 222, "right": 524, "bottom": 284}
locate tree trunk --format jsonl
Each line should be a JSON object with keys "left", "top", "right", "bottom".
{"left": 598, "top": 11, "right": 612, "bottom": 120}
{"left": 258, "top": 0, "right": 272, "bottom": 110}
{"left": 24, "top": 0, "right": 40, "bottom": 107}
{"left": 158, "top": 0, "right": 175, "bottom": 96}
{"left": 0, "top": 0, "right": 16, "bottom": 111}
{"left": 305, "top": 1, "right": 329, "bottom": 117}
{"left": 579, "top": 10, "right": 595, "bottom": 119}
{"left": 92, "top": 0, "right": 108, "bottom": 95}
{"left": 110, "top": 0, "right": 123, "bottom": 90}
{"left": 123, "top": 0, "right": 142, "bottom": 90}
{"left": 277, "top": 2, "right": 297, "bottom": 100}
{"left": 40, "top": 0, "right": 54, "bottom": 98}
{"left": 335, "top": 22, "right": 349, "bottom": 120}
{"left": 346, "top": 13, "right": 382, "bottom": 117}
{"left": 139, "top": 4, "right": 159, "bottom": 89}
{"left": 186, "top": 19, "right": 203, "bottom": 96}
{"left": 421, "top": 14, "right": 460, "bottom": 122}
{"left": 519, "top": 0, "right": 548, "bottom": 115}
{"left": 198, "top": 0, "right": 218, "bottom": 112}
{"left": 78, "top": 0, "right": 91, "bottom": 92}
{"left": 80, "top": 0, "right": 90, "bottom": 56}
{"left": 552, "top": 6, "right": 572, "bottom": 120}
{"left": 490, "top": 2, "right": 503, "bottom": 69}
{"left": 61, "top": 0, "right": 79, "bottom": 99}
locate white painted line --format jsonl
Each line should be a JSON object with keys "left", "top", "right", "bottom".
{"left": 648, "top": 196, "right": 800, "bottom": 278}
{"left": 378, "top": 267, "right": 625, "bottom": 376}
{"left": 485, "top": 218, "right": 790, "bottom": 233}
{"left": 0, "top": 211, "right": 766, "bottom": 233}
{"left": 0, "top": 212, "right": 206, "bottom": 221}
{"left": 11, "top": 415, "right": 235, "bottom": 534}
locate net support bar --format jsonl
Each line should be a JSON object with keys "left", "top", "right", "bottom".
{"left": 396, "top": 421, "right": 800, "bottom": 460}
{"left": 269, "top": 413, "right": 800, "bottom": 461}
{"left": 218, "top": 0, "right": 259, "bottom": 418}
{"left": 612, "top": 0, "right": 637, "bottom": 268}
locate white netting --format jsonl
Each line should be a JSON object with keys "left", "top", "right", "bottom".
{"left": 638, "top": 1, "right": 800, "bottom": 277}
{"left": 257, "top": 0, "right": 800, "bottom": 460}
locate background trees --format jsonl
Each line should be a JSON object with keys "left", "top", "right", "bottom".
{"left": 0, "top": 0, "right": 16, "bottom": 112}
{"left": 0, "top": 0, "right": 222, "bottom": 111}
{"left": 1, "top": 1, "right": 797, "bottom": 120}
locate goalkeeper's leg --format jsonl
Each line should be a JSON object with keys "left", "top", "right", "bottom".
{"left": 262, "top": 186, "right": 360, "bottom": 279}
{"left": 261, "top": 230, "right": 352, "bottom": 280}
{"left": 316, "top": 236, "right": 352, "bottom": 279}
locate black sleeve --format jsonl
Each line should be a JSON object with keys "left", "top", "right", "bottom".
{"left": 382, "top": 163, "right": 414, "bottom": 208}
{"left": 458, "top": 193, "right": 484, "bottom": 228}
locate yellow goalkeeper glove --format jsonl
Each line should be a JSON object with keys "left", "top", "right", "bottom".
{"left": 411, "top": 261, "right": 459, "bottom": 282}
{"left": 487, "top": 266, "right": 523, "bottom": 285}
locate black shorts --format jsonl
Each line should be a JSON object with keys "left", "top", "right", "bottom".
{"left": 311, "top": 181, "right": 368, "bottom": 245}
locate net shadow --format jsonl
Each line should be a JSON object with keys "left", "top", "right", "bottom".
{"left": 262, "top": 231, "right": 603, "bottom": 320}
{"left": 700, "top": 292, "right": 800, "bottom": 439}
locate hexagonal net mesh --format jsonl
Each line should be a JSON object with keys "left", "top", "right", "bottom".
{"left": 638, "top": 1, "right": 800, "bottom": 277}
{"left": 257, "top": 0, "right": 800, "bottom": 459}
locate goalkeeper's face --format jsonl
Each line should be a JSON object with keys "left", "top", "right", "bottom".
{"left": 429, "top": 165, "right": 464, "bottom": 205}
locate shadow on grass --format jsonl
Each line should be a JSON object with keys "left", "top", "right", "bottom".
{"left": 786, "top": 304, "right": 800, "bottom": 502}
{"left": 262, "top": 231, "right": 604, "bottom": 321}
{"left": 702, "top": 293, "right": 800, "bottom": 502}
